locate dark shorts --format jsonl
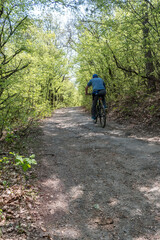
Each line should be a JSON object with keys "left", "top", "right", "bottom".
{"left": 92, "top": 89, "right": 106, "bottom": 97}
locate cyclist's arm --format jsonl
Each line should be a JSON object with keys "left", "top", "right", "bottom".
{"left": 85, "top": 85, "right": 89, "bottom": 95}
{"left": 85, "top": 80, "right": 92, "bottom": 95}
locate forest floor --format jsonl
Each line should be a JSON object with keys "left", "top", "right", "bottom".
{"left": 0, "top": 106, "right": 160, "bottom": 240}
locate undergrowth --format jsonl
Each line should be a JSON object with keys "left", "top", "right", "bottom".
{"left": 0, "top": 125, "right": 43, "bottom": 240}
{"left": 109, "top": 91, "right": 160, "bottom": 128}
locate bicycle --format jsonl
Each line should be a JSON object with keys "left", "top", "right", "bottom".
{"left": 95, "top": 96, "right": 106, "bottom": 128}
{"left": 87, "top": 93, "right": 107, "bottom": 128}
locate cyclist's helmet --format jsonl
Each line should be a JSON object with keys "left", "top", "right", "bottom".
{"left": 93, "top": 74, "right": 98, "bottom": 78}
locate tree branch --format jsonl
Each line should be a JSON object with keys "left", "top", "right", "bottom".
{"left": 0, "top": 9, "right": 11, "bottom": 43}
{"left": 2, "top": 61, "right": 30, "bottom": 80}
{"left": 1, "top": 15, "right": 28, "bottom": 48}
{"left": 116, "top": 50, "right": 158, "bottom": 83}
{"left": 2, "top": 48, "right": 24, "bottom": 65}
{"left": 105, "top": 40, "right": 158, "bottom": 82}
{"left": 0, "top": 0, "right": 4, "bottom": 18}
{"left": 0, "top": 93, "right": 17, "bottom": 109}
{"left": 144, "top": 0, "right": 155, "bottom": 9}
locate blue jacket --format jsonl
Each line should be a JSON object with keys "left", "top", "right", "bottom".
{"left": 87, "top": 77, "right": 106, "bottom": 93}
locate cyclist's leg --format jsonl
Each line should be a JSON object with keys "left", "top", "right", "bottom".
{"left": 98, "top": 90, "right": 107, "bottom": 108}
{"left": 99, "top": 99, "right": 106, "bottom": 128}
{"left": 102, "top": 96, "right": 107, "bottom": 109}
{"left": 91, "top": 94, "right": 98, "bottom": 119}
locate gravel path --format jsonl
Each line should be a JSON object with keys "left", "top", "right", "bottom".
{"left": 37, "top": 107, "right": 160, "bottom": 240}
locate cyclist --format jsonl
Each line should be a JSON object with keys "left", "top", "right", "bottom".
{"left": 85, "top": 74, "right": 107, "bottom": 121}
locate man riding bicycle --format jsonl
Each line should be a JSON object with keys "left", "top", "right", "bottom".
{"left": 85, "top": 74, "right": 107, "bottom": 121}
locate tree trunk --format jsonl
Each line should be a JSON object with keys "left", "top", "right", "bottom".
{"left": 142, "top": 1, "right": 156, "bottom": 92}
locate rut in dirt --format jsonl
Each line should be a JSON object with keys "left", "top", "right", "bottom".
{"left": 37, "top": 107, "right": 160, "bottom": 240}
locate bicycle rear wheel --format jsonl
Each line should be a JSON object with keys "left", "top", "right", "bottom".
{"left": 95, "top": 105, "right": 99, "bottom": 124}
{"left": 99, "top": 104, "right": 106, "bottom": 128}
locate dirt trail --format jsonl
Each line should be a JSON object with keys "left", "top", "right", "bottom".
{"left": 36, "top": 107, "right": 160, "bottom": 240}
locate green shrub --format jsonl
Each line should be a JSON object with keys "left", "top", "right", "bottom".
{"left": 9, "top": 152, "right": 37, "bottom": 172}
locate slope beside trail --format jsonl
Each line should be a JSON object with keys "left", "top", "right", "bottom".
{"left": 36, "top": 107, "right": 160, "bottom": 240}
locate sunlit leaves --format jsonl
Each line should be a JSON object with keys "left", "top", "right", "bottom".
{"left": 74, "top": 0, "right": 160, "bottom": 109}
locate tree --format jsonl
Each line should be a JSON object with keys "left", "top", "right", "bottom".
{"left": 0, "top": 1, "right": 29, "bottom": 98}
{"left": 73, "top": 0, "right": 160, "bottom": 110}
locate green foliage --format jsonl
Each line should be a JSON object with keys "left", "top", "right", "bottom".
{"left": 0, "top": 209, "right": 4, "bottom": 220}
{"left": 5, "top": 128, "right": 20, "bottom": 143}
{"left": 0, "top": 157, "right": 10, "bottom": 165}
{"left": 73, "top": 0, "right": 160, "bottom": 109}
{"left": 0, "top": 4, "right": 79, "bottom": 137}
{"left": 1, "top": 0, "right": 159, "bottom": 132}
{"left": 147, "top": 105, "right": 157, "bottom": 115}
{"left": 9, "top": 152, "right": 37, "bottom": 172}
{"left": 0, "top": 153, "right": 37, "bottom": 173}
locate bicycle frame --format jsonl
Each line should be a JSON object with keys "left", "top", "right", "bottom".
{"left": 95, "top": 96, "right": 106, "bottom": 128}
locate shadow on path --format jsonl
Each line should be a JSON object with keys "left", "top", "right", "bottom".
{"left": 36, "top": 107, "right": 160, "bottom": 240}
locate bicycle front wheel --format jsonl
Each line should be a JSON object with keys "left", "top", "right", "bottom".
{"left": 99, "top": 105, "right": 106, "bottom": 128}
